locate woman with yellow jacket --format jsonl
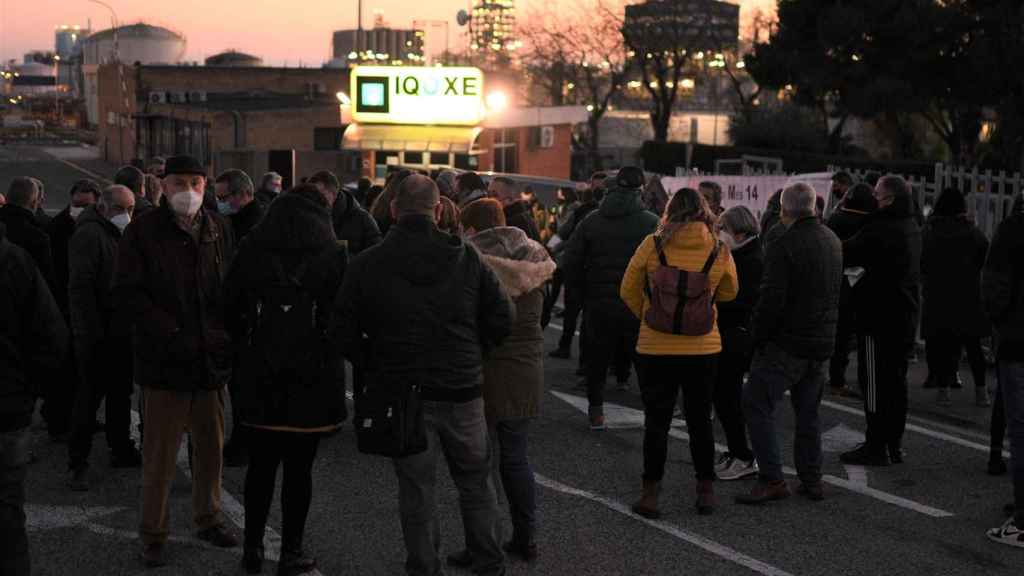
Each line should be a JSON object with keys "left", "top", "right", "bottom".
{"left": 619, "top": 188, "right": 739, "bottom": 518}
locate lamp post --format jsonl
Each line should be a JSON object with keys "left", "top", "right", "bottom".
{"left": 53, "top": 55, "right": 60, "bottom": 125}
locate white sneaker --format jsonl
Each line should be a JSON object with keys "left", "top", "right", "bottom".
{"left": 714, "top": 453, "right": 733, "bottom": 474}
{"left": 987, "top": 517, "right": 1024, "bottom": 549}
{"left": 717, "top": 458, "right": 758, "bottom": 481}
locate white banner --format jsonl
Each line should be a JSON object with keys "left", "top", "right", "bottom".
{"left": 658, "top": 173, "right": 836, "bottom": 221}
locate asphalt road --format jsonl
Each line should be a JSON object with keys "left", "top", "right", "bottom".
{"left": 9, "top": 145, "right": 1021, "bottom": 575}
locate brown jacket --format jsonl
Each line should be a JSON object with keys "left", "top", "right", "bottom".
{"left": 114, "top": 203, "right": 235, "bottom": 391}
{"left": 468, "top": 227, "right": 555, "bottom": 423}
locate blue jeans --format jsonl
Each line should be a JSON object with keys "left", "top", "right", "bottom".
{"left": 999, "top": 361, "right": 1024, "bottom": 526}
{"left": 744, "top": 343, "right": 826, "bottom": 484}
{"left": 493, "top": 419, "right": 536, "bottom": 544}
{"left": 393, "top": 398, "right": 504, "bottom": 576}
{"left": 0, "top": 426, "right": 31, "bottom": 576}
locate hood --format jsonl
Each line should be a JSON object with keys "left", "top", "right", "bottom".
{"left": 599, "top": 187, "right": 647, "bottom": 219}
{"left": 662, "top": 222, "right": 716, "bottom": 252}
{"left": 252, "top": 192, "right": 335, "bottom": 254}
{"left": 468, "top": 226, "right": 555, "bottom": 298}
{"left": 436, "top": 170, "right": 459, "bottom": 200}
{"left": 391, "top": 215, "right": 466, "bottom": 286}
{"left": 76, "top": 205, "right": 120, "bottom": 237}
{"left": 925, "top": 214, "right": 976, "bottom": 241}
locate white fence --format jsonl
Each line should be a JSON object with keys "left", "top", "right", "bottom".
{"left": 834, "top": 163, "right": 1023, "bottom": 238}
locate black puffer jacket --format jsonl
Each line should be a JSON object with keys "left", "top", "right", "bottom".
{"left": 334, "top": 216, "right": 513, "bottom": 395}
{"left": 225, "top": 193, "right": 347, "bottom": 431}
{"left": 114, "top": 204, "right": 235, "bottom": 391}
{"left": 760, "top": 190, "right": 782, "bottom": 246}
{"left": 0, "top": 224, "right": 67, "bottom": 432}
{"left": 562, "top": 187, "right": 659, "bottom": 310}
{"left": 332, "top": 190, "right": 382, "bottom": 257}
{"left": 827, "top": 207, "right": 873, "bottom": 311}
{"left": 844, "top": 196, "right": 922, "bottom": 342}
{"left": 717, "top": 238, "right": 764, "bottom": 331}
{"left": 47, "top": 206, "right": 77, "bottom": 315}
{"left": 982, "top": 201, "right": 1024, "bottom": 361}
{"left": 753, "top": 217, "right": 843, "bottom": 360}
{"left": 68, "top": 207, "right": 123, "bottom": 355}
{"left": 0, "top": 204, "right": 54, "bottom": 290}
{"left": 921, "top": 215, "right": 990, "bottom": 339}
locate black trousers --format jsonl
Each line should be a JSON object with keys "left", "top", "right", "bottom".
{"left": 243, "top": 428, "right": 321, "bottom": 553}
{"left": 558, "top": 282, "right": 584, "bottom": 354}
{"left": 638, "top": 354, "right": 718, "bottom": 482}
{"left": 68, "top": 339, "right": 133, "bottom": 469}
{"left": 714, "top": 327, "right": 754, "bottom": 461}
{"left": 829, "top": 300, "right": 856, "bottom": 387}
{"left": 925, "top": 332, "right": 987, "bottom": 389}
{"left": 43, "top": 328, "right": 77, "bottom": 436}
{"left": 992, "top": 373, "right": 1006, "bottom": 456}
{"left": 584, "top": 306, "right": 639, "bottom": 408}
{"left": 859, "top": 334, "right": 910, "bottom": 452}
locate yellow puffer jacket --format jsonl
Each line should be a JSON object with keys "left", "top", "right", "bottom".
{"left": 620, "top": 223, "right": 739, "bottom": 356}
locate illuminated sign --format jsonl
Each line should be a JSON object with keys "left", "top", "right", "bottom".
{"left": 351, "top": 66, "right": 486, "bottom": 126}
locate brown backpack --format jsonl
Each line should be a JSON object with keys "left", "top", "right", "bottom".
{"left": 643, "top": 236, "right": 720, "bottom": 336}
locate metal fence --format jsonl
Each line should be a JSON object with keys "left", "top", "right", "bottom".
{"left": 834, "top": 163, "right": 1023, "bottom": 238}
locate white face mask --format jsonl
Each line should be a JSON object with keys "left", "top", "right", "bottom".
{"left": 719, "top": 230, "right": 738, "bottom": 250}
{"left": 69, "top": 206, "right": 85, "bottom": 220}
{"left": 110, "top": 213, "right": 131, "bottom": 232}
{"left": 169, "top": 189, "right": 203, "bottom": 218}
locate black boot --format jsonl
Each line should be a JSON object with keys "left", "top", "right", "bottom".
{"left": 277, "top": 547, "right": 316, "bottom": 576}
{"left": 242, "top": 546, "right": 264, "bottom": 574}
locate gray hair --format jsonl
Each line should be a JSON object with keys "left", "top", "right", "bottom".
{"left": 261, "top": 172, "right": 282, "bottom": 188}
{"left": 101, "top": 184, "right": 131, "bottom": 206}
{"left": 215, "top": 169, "right": 254, "bottom": 198}
{"left": 720, "top": 205, "right": 760, "bottom": 237}
{"left": 781, "top": 183, "right": 817, "bottom": 219}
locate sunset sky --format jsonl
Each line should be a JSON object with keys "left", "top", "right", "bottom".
{"left": 0, "top": 0, "right": 775, "bottom": 66}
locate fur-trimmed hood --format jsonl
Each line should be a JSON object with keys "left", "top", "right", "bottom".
{"left": 468, "top": 226, "right": 555, "bottom": 298}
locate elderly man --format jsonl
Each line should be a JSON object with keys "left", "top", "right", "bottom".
{"left": 115, "top": 165, "right": 152, "bottom": 217}
{"left": 67, "top": 185, "right": 140, "bottom": 490}
{"left": 0, "top": 177, "right": 54, "bottom": 289}
{"left": 114, "top": 155, "right": 237, "bottom": 567}
{"left": 256, "top": 171, "right": 283, "bottom": 207}
{"left": 488, "top": 177, "right": 541, "bottom": 242}
{"left": 335, "top": 174, "right": 513, "bottom": 576}
{"left": 214, "top": 169, "right": 263, "bottom": 241}
{"left": 840, "top": 175, "right": 922, "bottom": 467}
{"left": 737, "top": 183, "right": 842, "bottom": 505}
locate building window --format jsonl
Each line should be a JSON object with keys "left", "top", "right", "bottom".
{"left": 429, "top": 152, "right": 450, "bottom": 166}
{"left": 314, "top": 127, "right": 345, "bottom": 151}
{"left": 454, "top": 153, "right": 479, "bottom": 170}
{"left": 404, "top": 151, "right": 424, "bottom": 165}
{"left": 492, "top": 128, "right": 518, "bottom": 174}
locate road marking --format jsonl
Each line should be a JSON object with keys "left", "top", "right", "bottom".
{"left": 814, "top": 395, "right": 1010, "bottom": 459}
{"left": 843, "top": 466, "right": 869, "bottom": 487}
{"left": 535, "top": 473, "right": 796, "bottom": 576}
{"left": 131, "top": 410, "right": 320, "bottom": 572}
{"left": 821, "top": 423, "right": 865, "bottom": 453}
{"left": 551, "top": 391, "right": 955, "bottom": 518}
{"left": 25, "top": 504, "right": 124, "bottom": 531}
{"left": 48, "top": 155, "right": 112, "bottom": 184}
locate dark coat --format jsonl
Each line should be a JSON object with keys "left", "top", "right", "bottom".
{"left": 230, "top": 199, "right": 265, "bottom": 243}
{"left": 921, "top": 215, "right": 990, "bottom": 339}
{"left": 503, "top": 200, "right": 542, "bottom": 243}
{"left": 255, "top": 187, "right": 278, "bottom": 209}
{"left": 844, "top": 196, "right": 922, "bottom": 343}
{"left": 68, "top": 207, "right": 123, "bottom": 358}
{"left": 827, "top": 207, "right": 873, "bottom": 311}
{"left": 982, "top": 204, "right": 1024, "bottom": 361}
{"left": 760, "top": 190, "right": 782, "bottom": 247}
{"left": 0, "top": 204, "right": 54, "bottom": 291}
{"left": 562, "top": 188, "right": 659, "bottom": 310}
{"left": 224, "top": 193, "right": 347, "bottom": 432}
{"left": 332, "top": 190, "right": 382, "bottom": 257}
{"left": 333, "top": 216, "right": 514, "bottom": 395}
{"left": 717, "top": 238, "right": 764, "bottom": 331}
{"left": 133, "top": 196, "right": 156, "bottom": 219}
{"left": 753, "top": 217, "right": 843, "bottom": 360}
{"left": 467, "top": 227, "right": 555, "bottom": 423}
{"left": 557, "top": 201, "right": 598, "bottom": 243}
{"left": 47, "top": 207, "right": 78, "bottom": 315}
{"left": 0, "top": 224, "right": 67, "bottom": 431}
{"left": 114, "top": 204, "right": 235, "bottom": 391}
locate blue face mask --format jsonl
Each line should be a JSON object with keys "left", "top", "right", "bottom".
{"left": 217, "top": 200, "right": 237, "bottom": 216}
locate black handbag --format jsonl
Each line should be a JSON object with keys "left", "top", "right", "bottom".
{"left": 353, "top": 256, "right": 465, "bottom": 458}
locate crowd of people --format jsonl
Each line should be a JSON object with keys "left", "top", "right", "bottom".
{"left": 0, "top": 156, "right": 1022, "bottom": 576}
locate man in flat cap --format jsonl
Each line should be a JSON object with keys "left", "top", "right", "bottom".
{"left": 113, "top": 155, "right": 238, "bottom": 567}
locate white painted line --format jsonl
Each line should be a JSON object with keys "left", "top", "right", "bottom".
{"left": 814, "top": 395, "right": 1010, "bottom": 459}
{"left": 551, "top": 391, "right": 956, "bottom": 518}
{"left": 535, "top": 473, "right": 796, "bottom": 576}
{"left": 546, "top": 322, "right": 580, "bottom": 337}
{"left": 131, "top": 409, "right": 322, "bottom": 573}
{"left": 843, "top": 465, "right": 869, "bottom": 487}
{"left": 49, "top": 155, "right": 112, "bottom": 184}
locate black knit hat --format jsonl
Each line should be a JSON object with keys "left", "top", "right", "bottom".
{"left": 615, "top": 166, "right": 645, "bottom": 190}
{"left": 164, "top": 155, "right": 206, "bottom": 177}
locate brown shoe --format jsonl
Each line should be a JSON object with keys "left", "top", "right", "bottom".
{"left": 695, "top": 480, "right": 716, "bottom": 516}
{"left": 196, "top": 524, "right": 239, "bottom": 548}
{"left": 141, "top": 543, "right": 166, "bottom": 568}
{"left": 796, "top": 482, "right": 825, "bottom": 502}
{"left": 735, "top": 479, "right": 790, "bottom": 505}
{"left": 631, "top": 480, "right": 661, "bottom": 519}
